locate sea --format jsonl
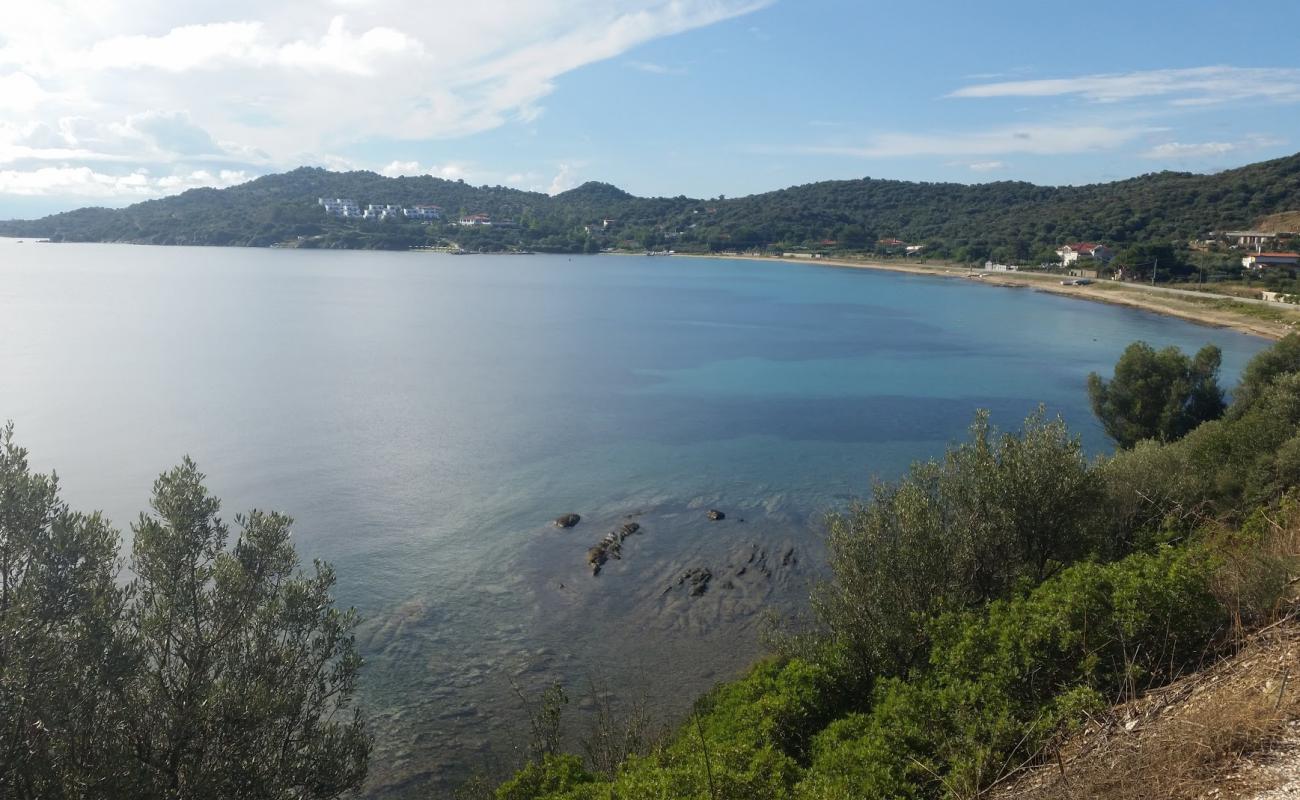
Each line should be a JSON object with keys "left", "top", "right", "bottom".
{"left": 0, "top": 241, "right": 1270, "bottom": 794}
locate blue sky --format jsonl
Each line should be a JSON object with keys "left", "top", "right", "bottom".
{"left": 1, "top": 0, "right": 1298, "bottom": 217}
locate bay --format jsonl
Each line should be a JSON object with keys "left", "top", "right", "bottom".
{"left": 0, "top": 242, "right": 1268, "bottom": 794}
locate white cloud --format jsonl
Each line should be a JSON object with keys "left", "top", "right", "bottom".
{"left": 380, "top": 159, "right": 423, "bottom": 177}
{"left": 627, "top": 60, "right": 687, "bottom": 75}
{"left": 800, "top": 124, "right": 1154, "bottom": 159}
{"left": 951, "top": 66, "right": 1300, "bottom": 106}
{"left": 0, "top": 165, "right": 249, "bottom": 197}
{"left": 966, "top": 160, "right": 1006, "bottom": 172}
{"left": 1142, "top": 135, "right": 1287, "bottom": 160}
{"left": 547, "top": 162, "right": 581, "bottom": 195}
{"left": 276, "top": 16, "right": 422, "bottom": 75}
{"left": 0, "top": 72, "right": 50, "bottom": 112}
{"left": 0, "top": 0, "right": 770, "bottom": 211}
{"left": 83, "top": 22, "right": 266, "bottom": 72}
{"left": 1144, "top": 141, "right": 1238, "bottom": 159}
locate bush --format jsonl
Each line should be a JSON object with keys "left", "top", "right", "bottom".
{"left": 797, "top": 547, "right": 1226, "bottom": 799}
{"left": 494, "top": 755, "right": 595, "bottom": 800}
{"left": 808, "top": 409, "right": 1101, "bottom": 683}
{"left": 1231, "top": 332, "right": 1300, "bottom": 415}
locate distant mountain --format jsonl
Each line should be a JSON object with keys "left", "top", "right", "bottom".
{"left": 4, "top": 155, "right": 1300, "bottom": 259}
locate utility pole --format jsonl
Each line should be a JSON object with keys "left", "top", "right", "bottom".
{"left": 1151, "top": 256, "right": 1157, "bottom": 286}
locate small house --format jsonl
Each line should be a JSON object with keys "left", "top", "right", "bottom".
{"left": 1242, "top": 252, "right": 1300, "bottom": 270}
{"left": 1056, "top": 243, "right": 1114, "bottom": 265}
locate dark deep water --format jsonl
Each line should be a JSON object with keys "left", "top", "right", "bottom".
{"left": 0, "top": 242, "right": 1269, "bottom": 793}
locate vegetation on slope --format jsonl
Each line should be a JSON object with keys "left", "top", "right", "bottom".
{"left": 4, "top": 153, "right": 1300, "bottom": 263}
{"left": 0, "top": 435, "right": 370, "bottom": 799}
{"left": 479, "top": 334, "right": 1300, "bottom": 800}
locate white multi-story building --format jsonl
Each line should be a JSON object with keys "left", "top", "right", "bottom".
{"left": 318, "top": 197, "right": 362, "bottom": 217}
{"left": 363, "top": 204, "right": 403, "bottom": 220}
{"left": 404, "top": 205, "right": 444, "bottom": 221}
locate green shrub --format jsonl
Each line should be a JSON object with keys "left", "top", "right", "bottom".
{"left": 809, "top": 409, "right": 1102, "bottom": 683}
{"left": 495, "top": 755, "right": 596, "bottom": 800}
{"left": 1230, "top": 332, "right": 1300, "bottom": 415}
{"left": 797, "top": 547, "right": 1225, "bottom": 799}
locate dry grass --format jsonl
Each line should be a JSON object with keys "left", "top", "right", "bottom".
{"left": 1255, "top": 212, "right": 1300, "bottom": 232}
{"left": 990, "top": 621, "right": 1300, "bottom": 800}
{"left": 991, "top": 508, "right": 1300, "bottom": 800}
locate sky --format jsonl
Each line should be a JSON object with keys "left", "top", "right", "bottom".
{"left": 2, "top": 0, "right": 1299, "bottom": 217}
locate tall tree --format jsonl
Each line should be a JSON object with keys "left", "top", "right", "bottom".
{"left": 0, "top": 423, "right": 135, "bottom": 800}
{"left": 128, "top": 458, "right": 371, "bottom": 799}
{"left": 0, "top": 426, "right": 370, "bottom": 800}
{"left": 1088, "top": 342, "right": 1226, "bottom": 449}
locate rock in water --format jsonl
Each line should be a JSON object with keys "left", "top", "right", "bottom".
{"left": 554, "top": 513, "right": 581, "bottom": 528}
{"left": 585, "top": 521, "right": 643, "bottom": 575}
{"left": 587, "top": 545, "right": 608, "bottom": 575}
{"left": 707, "top": 509, "right": 725, "bottom": 521}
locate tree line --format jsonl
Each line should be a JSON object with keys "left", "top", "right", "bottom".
{"left": 4, "top": 152, "right": 1300, "bottom": 262}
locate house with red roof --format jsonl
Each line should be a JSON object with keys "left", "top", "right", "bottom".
{"left": 1055, "top": 242, "right": 1114, "bottom": 266}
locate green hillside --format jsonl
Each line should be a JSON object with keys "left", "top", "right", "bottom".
{"left": 3, "top": 154, "right": 1300, "bottom": 260}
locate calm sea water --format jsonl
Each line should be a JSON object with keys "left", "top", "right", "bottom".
{"left": 0, "top": 242, "right": 1269, "bottom": 793}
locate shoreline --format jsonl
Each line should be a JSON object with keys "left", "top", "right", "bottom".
{"left": 669, "top": 252, "right": 1299, "bottom": 341}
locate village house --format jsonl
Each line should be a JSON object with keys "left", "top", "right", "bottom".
{"left": 1056, "top": 242, "right": 1114, "bottom": 266}
{"left": 1242, "top": 252, "right": 1300, "bottom": 270}
{"left": 458, "top": 214, "right": 492, "bottom": 226}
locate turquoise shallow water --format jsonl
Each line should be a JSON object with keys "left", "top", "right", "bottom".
{"left": 0, "top": 242, "right": 1269, "bottom": 793}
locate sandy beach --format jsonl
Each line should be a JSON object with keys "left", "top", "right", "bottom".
{"left": 676, "top": 253, "right": 1300, "bottom": 341}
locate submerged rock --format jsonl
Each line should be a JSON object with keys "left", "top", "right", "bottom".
{"left": 585, "top": 521, "right": 644, "bottom": 575}
{"left": 664, "top": 567, "right": 713, "bottom": 597}
{"left": 706, "top": 509, "right": 726, "bottom": 521}
{"left": 554, "top": 513, "right": 581, "bottom": 529}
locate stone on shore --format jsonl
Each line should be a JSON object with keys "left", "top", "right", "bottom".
{"left": 707, "top": 509, "right": 725, "bottom": 521}
{"left": 554, "top": 513, "right": 581, "bottom": 529}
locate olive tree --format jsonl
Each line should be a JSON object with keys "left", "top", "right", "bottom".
{"left": 1087, "top": 341, "right": 1225, "bottom": 449}
{"left": 0, "top": 424, "right": 136, "bottom": 800}
{"left": 810, "top": 409, "right": 1101, "bottom": 682}
{"left": 127, "top": 458, "right": 371, "bottom": 799}
{"left": 0, "top": 426, "right": 371, "bottom": 800}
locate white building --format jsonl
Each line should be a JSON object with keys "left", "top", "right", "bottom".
{"left": 1242, "top": 252, "right": 1300, "bottom": 270}
{"left": 458, "top": 214, "right": 492, "bottom": 226}
{"left": 363, "top": 204, "right": 403, "bottom": 220}
{"left": 318, "top": 197, "right": 361, "bottom": 217}
{"left": 1056, "top": 242, "right": 1114, "bottom": 266}
{"left": 1222, "top": 230, "right": 1278, "bottom": 248}
{"left": 404, "top": 205, "right": 443, "bottom": 221}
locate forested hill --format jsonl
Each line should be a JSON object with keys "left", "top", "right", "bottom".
{"left": 3, "top": 153, "right": 1300, "bottom": 259}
